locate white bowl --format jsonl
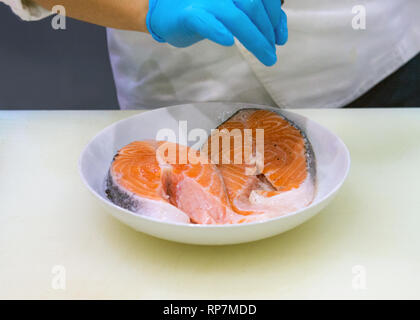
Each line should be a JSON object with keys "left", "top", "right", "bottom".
{"left": 79, "top": 103, "right": 350, "bottom": 245}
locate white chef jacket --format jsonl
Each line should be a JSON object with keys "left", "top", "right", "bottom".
{"left": 3, "top": 0, "right": 420, "bottom": 109}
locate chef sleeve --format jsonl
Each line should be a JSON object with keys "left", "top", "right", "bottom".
{"left": 1, "top": 0, "right": 52, "bottom": 21}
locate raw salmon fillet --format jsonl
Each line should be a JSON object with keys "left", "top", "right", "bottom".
{"left": 106, "top": 140, "right": 248, "bottom": 224}
{"left": 203, "top": 109, "right": 316, "bottom": 217}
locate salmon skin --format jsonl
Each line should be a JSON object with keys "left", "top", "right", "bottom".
{"left": 106, "top": 109, "right": 316, "bottom": 225}
{"left": 202, "top": 108, "right": 316, "bottom": 217}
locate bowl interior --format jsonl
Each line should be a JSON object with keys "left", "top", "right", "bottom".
{"left": 79, "top": 103, "right": 350, "bottom": 227}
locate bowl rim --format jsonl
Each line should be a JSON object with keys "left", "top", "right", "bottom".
{"left": 78, "top": 102, "right": 351, "bottom": 229}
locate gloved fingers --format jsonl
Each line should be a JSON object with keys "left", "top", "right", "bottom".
{"left": 217, "top": 5, "right": 277, "bottom": 66}
{"left": 261, "top": 0, "right": 282, "bottom": 29}
{"left": 183, "top": 9, "right": 235, "bottom": 47}
{"left": 275, "top": 9, "right": 288, "bottom": 46}
{"left": 233, "top": 0, "right": 275, "bottom": 47}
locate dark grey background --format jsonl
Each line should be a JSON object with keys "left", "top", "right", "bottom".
{"left": 0, "top": 3, "right": 119, "bottom": 110}
{"left": 0, "top": 3, "right": 418, "bottom": 109}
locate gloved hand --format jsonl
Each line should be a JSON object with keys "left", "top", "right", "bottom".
{"left": 146, "top": 0, "right": 288, "bottom": 66}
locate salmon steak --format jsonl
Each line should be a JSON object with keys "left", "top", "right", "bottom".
{"left": 106, "top": 140, "right": 251, "bottom": 224}
{"left": 106, "top": 109, "right": 316, "bottom": 225}
{"left": 203, "top": 109, "right": 316, "bottom": 219}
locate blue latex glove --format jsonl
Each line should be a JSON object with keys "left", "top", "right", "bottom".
{"left": 147, "top": 0, "right": 288, "bottom": 66}
{"left": 262, "top": 0, "right": 288, "bottom": 45}
{"left": 234, "top": 0, "right": 288, "bottom": 46}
